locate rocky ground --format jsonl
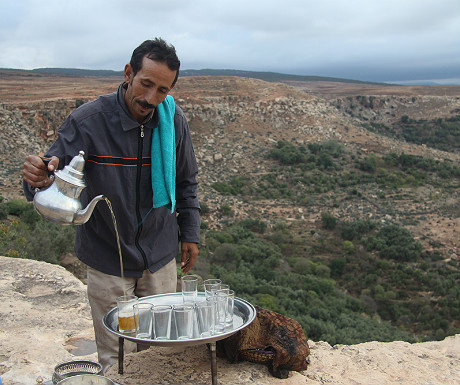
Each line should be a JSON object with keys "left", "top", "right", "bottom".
{"left": 1, "top": 255, "right": 459, "bottom": 385}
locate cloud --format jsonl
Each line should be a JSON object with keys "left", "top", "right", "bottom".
{"left": 0, "top": 0, "right": 458, "bottom": 83}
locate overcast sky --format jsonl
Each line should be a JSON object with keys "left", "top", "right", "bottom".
{"left": 1, "top": 0, "right": 459, "bottom": 84}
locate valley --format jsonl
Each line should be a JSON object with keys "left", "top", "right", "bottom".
{"left": 1, "top": 70, "right": 459, "bottom": 343}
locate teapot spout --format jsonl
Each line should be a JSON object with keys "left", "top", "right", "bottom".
{"left": 74, "top": 195, "right": 105, "bottom": 225}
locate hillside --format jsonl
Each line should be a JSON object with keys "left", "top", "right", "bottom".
{"left": 1, "top": 71, "right": 459, "bottom": 344}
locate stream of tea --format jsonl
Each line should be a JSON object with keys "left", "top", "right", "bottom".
{"left": 104, "top": 197, "right": 127, "bottom": 299}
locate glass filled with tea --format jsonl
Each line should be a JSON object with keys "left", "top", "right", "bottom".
{"left": 116, "top": 295, "right": 138, "bottom": 334}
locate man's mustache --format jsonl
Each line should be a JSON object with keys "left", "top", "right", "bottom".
{"left": 137, "top": 100, "right": 155, "bottom": 109}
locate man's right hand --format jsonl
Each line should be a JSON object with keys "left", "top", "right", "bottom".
{"left": 23, "top": 155, "right": 60, "bottom": 188}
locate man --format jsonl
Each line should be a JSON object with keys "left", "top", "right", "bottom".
{"left": 23, "top": 38, "right": 200, "bottom": 372}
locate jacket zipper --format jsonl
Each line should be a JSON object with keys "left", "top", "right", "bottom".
{"left": 135, "top": 124, "right": 148, "bottom": 269}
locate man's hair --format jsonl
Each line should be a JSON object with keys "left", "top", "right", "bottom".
{"left": 130, "top": 38, "right": 181, "bottom": 86}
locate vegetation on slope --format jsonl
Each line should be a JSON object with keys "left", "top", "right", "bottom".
{"left": 0, "top": 197, "right": 74, "bottom": 263}
{"left": 363, "top": 114, "right": 460, "bottom": 153}
{"left": 205, "top": 138, "right": 459, "bottom": 343}
{"left": 1, "top": 90, "right": 458, "bottom": 346}
{"left": 197, "top": 217, "right": 459, "bottom": 344}
{"left": 2, "top": 133, "right": 459, "bottom": 344}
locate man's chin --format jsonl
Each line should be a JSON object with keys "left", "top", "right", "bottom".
{"left": 137, "top": 105, "right": 149, "bottom": 114}
{"left": 135, "top": 106, "right": 153, "bottom": 120}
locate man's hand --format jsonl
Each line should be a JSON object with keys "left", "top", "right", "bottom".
{"left": 23, "top": 155, "right": 59, "bottom": 188}
{"left": 180, "top": 242, "right": 199, "bottom": 273}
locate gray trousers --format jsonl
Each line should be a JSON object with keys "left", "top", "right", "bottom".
{"left": 86, "top": 259, "right": 177, "bottom": 373}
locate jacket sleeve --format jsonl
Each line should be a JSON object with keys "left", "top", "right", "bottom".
{"left": 174, "top": 108, "right": 201, "bottom": 244}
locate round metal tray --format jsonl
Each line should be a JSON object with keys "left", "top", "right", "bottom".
{"left": 103, "top": 292, "right": 256, "bottom": 346}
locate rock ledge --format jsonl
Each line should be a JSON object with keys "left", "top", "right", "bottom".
{"left": 0, "top": 256, "right": 458, "bottom": 385}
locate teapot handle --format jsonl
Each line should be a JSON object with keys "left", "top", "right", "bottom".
{"left": 41, "top": 157, "right": 55, "bottom": 178}
{"left": 34, "top": 158, "right": 55, "bottom": 193}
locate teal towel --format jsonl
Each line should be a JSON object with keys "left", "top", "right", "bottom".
{"left": 151, "top": 95, "right": 176, "bottom": 213}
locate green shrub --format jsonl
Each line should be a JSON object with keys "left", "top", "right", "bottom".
{"left": 268, "top": 141, "right": 308, "bottom": 165}
{"left": 293, "top": 259, "right": 316, "bottom": 275}
{"left": 220, "top": 204, "right": 232, "bottom": 216}
{"left": 329, "top": 258, "right": 346, "bottom": 277}
{"left": 5, "top": 199, "right": 30, "bottom": 216}
{"left": 239, "top": 218, "right": 267, "bottom": 234}
{"left": 364, "top": 225, "right": 422, "bottom": 262}
{"left": 359, "top": 155, "right": 377, "bottom": 172}
{"left": 343, "top": 240, "right": 355, "bottom": 254}
{"left": 200, "top": 201, "right": 210, "bottom": 215}
{"left": 0, "top": 204, "right": 7, "bottom": 220}
{"left": 340, "top": 219, "right": 376, "bottom": 241}
{"left": 321, "top": 212, "right": 337, "bottom": 229}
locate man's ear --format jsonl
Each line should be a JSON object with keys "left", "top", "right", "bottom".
{"left": 124, "top": 64, "right": 133, "bottom": 83}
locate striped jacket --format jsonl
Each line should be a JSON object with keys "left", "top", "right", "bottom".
{"left": 24, "top": 83, "right": 200, "bottom": 277}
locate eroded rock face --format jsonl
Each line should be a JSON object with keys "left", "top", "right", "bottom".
{"left": 1, "top": 255, "right": 459, "bottom": 385}
{"left": 0, "top": 255, "right": 97, "bottom": 385}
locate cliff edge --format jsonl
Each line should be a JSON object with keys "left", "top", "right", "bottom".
{"left": 0, "top": 255, "right": 458, "bottom": 385}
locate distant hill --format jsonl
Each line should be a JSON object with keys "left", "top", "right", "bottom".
{"left": 0, "top": 67, "right": 384, "bottom": 85}
{"left": 0, "top": 67, "right": 124, "bottom": 78}
{"left": 179, "top": 69, "right": 385, "bottom": 85}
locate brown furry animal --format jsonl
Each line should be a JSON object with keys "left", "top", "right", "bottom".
{"left": 216, "top": 305, "right": 310, "bottom": 378}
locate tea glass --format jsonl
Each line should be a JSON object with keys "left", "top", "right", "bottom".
{"left": 215, "top": 289, "right": 235, "bottom": 331}
{"left": 116, "top": 295, "right": 138, "bottom": 334}
{"left": 210, "top": 283, "right": 230, "bottom": 297}
{"left": 203, "top": 279, "right": 222, "bottom": 298}
{"left": 173, "top": 304, "right": 194, "bottom": 340}
{"left": 181, "top": 275, "right": 199, "bottom": 305}
{"left": 196, "top": 298, "right": 215, "bottom": 337}
{"left": 134, "top": 303, "right": 153, "bottom": 339}
{"left": 151, "top": 304, "right": 172, "bottom": 340}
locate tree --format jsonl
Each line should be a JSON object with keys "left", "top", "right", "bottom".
{"left": 365, "top": 225, "right": 422, "bottom": 262}
{"left": 329, "top": 258, "right": 346, "bottom": 277}
{"left": 321, "top": 212, "right": 337, "bottom": 230}
{"left": 359, "top": 155, "right": 377, "bottom": 173}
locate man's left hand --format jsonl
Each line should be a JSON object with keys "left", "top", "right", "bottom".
{"left": 180, "top": 242, "right": 199, "bottom": 273}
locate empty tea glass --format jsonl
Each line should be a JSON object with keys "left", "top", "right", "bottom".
{"left": 224, "top": 289, "right": 235, "bottom": 327}
{"left": 215, "top": 289, "right": 235, "bottom": 330}
{"left": 173, "top": 304, "right": 194, "bottom": 340}
{"left": 196, "top": 299, "right": 215, "bottom": 337}
{"left": 203, "top": 278, "right": 222, "bottom": 298}
{"left": 181, "top": 275, "right": 199, "bottom": 305}
{"left": 134, "top": 303, "right": 153, "bottom": 339}
{"left": 210, "top": 283, "right": 230, "bottom": 297}
{"left": 151, "top": 304, "right": 172, "bottom": 340}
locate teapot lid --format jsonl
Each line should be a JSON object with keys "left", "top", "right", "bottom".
{"left": 55, "top": 151, "right": 86, "bottom": 187}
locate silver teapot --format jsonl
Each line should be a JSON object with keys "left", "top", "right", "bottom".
{"left": 33, "top": 151, "right": 104, "bottom": 225}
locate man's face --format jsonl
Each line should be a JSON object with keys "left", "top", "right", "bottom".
{"left": 123, "top": 57, "right": 177, "bottom": 123}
